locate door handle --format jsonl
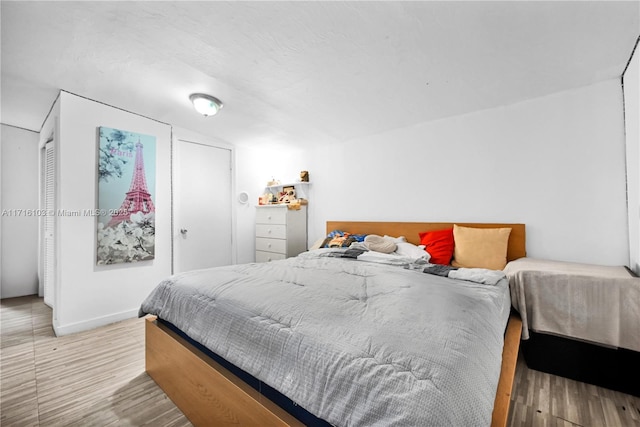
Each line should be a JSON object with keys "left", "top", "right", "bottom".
{"left": 180, "top": 228, "right": 188, "bottom": 235}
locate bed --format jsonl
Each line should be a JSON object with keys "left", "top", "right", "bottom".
{"left": 504, "top": 257, "right": 640, "bottom": 396}
{"left": 141, "top": 221, "right": 524, "bottom": 426}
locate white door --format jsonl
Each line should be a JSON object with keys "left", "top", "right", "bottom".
{"left": 41, "top": 141, "right": 55, "bottom": 308}
{"left": 175, "top": 140, "right": 232, "bottom": 273}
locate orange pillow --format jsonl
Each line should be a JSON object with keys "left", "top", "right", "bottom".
{"left": 419, "top": 228, "right": 454, "bottom": 265}
{"left": 451, "top": 225, "right": 511, "bottom": 270}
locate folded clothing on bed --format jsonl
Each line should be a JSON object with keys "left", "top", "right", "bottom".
{"left": 423, "top": 264, "right": 457, "bottom": 277}
{"left": 422, "top": 263, "right": 506, "bottom": 285}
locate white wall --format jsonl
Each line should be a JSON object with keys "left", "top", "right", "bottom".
{"left": 0, "top": 125, "right": 40, "bottom": 298}
{"left": 305, "top": 79, "right": 629, "bottom": 266}
{"left": 48, "top": 92, "right": 172, "bottom": 335}
{"left": 623, "top": 45, "right": 639, "bottom": 274}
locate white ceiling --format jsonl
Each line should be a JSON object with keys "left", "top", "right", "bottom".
{"left": 2, "top": 1, "right": 638, "bottom": 148}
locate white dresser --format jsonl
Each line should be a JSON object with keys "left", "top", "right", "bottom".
{"left": 255, "top": 205, "right": 307, "bottom": 262}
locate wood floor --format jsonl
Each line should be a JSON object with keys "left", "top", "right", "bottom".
{"left": 1, "top": 296, "right": 639, "bottom": 427}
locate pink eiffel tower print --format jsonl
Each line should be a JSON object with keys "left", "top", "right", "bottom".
{"left": 108, "top": 140, "right": 155, "bottom": 227}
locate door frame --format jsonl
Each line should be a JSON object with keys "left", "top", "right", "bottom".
{"left": 172, "top": 134, "right": 236, "bottom": 274}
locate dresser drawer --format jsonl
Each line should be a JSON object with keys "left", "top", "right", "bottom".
{"left": 256, "top": 224, "right": 286, "bottom": 239}
{"left": 256, "top": 237, "right": 286, "bottom": 254}
{"left": 255, "top": 207, "right": 287, "bottom": 225}
{"left": 256, "top": 251, "right": 286, "bottom": 263}
{"left": 254, "top": 205, "right": 307, "bottom": 261}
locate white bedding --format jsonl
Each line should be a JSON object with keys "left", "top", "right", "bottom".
{"left": 140, "top": 250, "right": 511, "bottom": 426}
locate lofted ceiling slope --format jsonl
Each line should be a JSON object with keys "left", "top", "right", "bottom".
{"left": 1, "top": 1, "right": 638, "bottom": 148}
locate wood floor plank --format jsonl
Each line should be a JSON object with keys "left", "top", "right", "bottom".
{"left": 627, "top": 396, "right": 640, "bottom": 422}
{"left": 1, "top": 296, "right": 190, "bottom": 427}
{"left": 2, "top": 295, "right": 639, "bottom": 427}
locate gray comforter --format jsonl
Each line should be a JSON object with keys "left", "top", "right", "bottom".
{"left": 140, "top": 250, "right": 511, "bottom": 426}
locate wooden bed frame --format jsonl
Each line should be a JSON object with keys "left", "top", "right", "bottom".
{"left": 146, "top": 221, "right": 524, "bottom": 427}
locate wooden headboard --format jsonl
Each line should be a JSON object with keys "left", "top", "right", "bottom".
{"left": 326, "top": 221, "right": 526, "bottom": 262}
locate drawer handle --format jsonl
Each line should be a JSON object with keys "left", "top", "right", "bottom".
{"left": 267, "top": 215, "right": 272, "bottom": 220}
{"left": 267, "top": 243, "right": 272, "bottom": 248}
{"left": 268, "top": 257, "right": 272, "bottom": 262}
{"left": 268, "top": 229, "right": 272, "bottom": 234}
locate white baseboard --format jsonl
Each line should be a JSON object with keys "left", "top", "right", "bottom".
{"left": 52, "top": 308, "right": 139, "bottom": 336}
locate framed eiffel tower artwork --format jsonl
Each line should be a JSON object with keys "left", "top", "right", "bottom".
{"left": 96, "top": 127, "right": 156, "bottom": 265}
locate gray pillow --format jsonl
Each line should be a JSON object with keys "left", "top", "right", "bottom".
{"left": 364, "top": 234, "right": 397, "bottom": 254}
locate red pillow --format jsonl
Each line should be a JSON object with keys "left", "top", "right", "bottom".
{"left": 419, "top": 228, "right": 454, "bottom": 265}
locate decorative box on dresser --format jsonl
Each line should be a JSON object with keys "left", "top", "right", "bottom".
{"left": 255, "top": 205, "right": 307, "bottom": 262}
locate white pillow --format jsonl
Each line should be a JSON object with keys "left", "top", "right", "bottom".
{"left": 394, "top": 242, "right": 431, "bottom": 261}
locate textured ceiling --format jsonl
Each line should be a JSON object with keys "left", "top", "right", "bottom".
{"left": 1, "top": 1, "right": 638, "bottom": 148}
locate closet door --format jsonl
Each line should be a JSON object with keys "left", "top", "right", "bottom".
{"left": 42, "top": 141, "right": 55, "bottom": 308}
{"left": 175, "top": 140, "right": 232, "bottom": 273}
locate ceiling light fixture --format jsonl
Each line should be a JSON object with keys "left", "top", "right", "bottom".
{"left": 189, "top": 93, "right": 224, "bottom": 117}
